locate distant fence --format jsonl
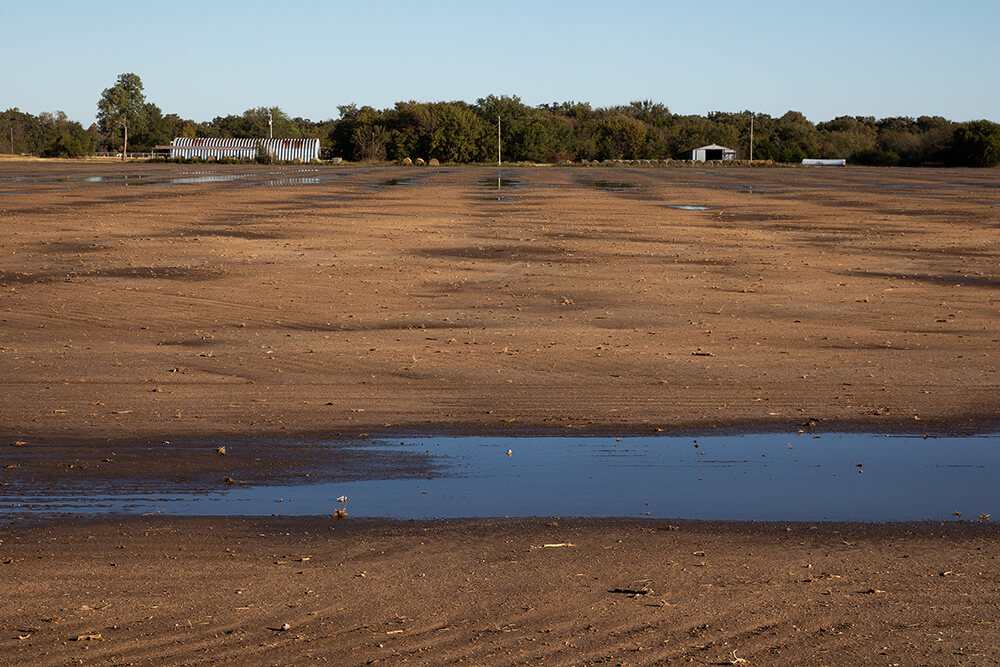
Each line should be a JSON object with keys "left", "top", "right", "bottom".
{"left": 93, "top": 151, "right": 155, "bottom": 159}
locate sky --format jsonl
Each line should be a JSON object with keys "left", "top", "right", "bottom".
{"left": 3, "top": 0, "right": 998, "bottom": 126}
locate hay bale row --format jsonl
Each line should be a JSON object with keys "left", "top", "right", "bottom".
{"left": 398, "top": 157, "right": 441, "bottom": 166}
{"left": 575, "top": 158, "right": 776, "bottom": 168}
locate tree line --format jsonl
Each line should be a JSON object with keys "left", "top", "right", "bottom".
{"left": 2, "top": 73, "right": 999, "bottom": 167}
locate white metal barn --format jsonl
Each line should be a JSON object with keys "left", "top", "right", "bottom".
{"left": 801, "top": 158, "right": 846, "bottom": 166}
{"left": 687, "top": 144, "right": 736, "bottom": 162}
{"left": 166, "top": 137, "right": 320, "bottom": 162}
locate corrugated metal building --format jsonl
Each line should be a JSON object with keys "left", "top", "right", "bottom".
{"left": 802, "top": 158, "right": 846, "bottom": 166}
{"left": 687, "top": 144, "right": 736, "bottom": 162}
{"left": 166, "top": 137, "right": 320, "bottom": 162}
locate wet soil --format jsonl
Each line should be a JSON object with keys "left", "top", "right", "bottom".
{"left": 2, "top": 516, "right": 999, "bottom": 665}
{"left": 1, "top": 160, "right": 999, "bottom": 664}
{"left": 1, "top": 162, "right": 996, "bottom": 445}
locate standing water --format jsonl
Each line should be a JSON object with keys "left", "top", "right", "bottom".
{"left": 2, "top": 432, "right": 997, "bottom": 523}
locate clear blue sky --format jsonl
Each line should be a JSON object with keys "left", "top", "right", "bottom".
{"left": 3, "top": 0, "right": 998, "bottom": 126}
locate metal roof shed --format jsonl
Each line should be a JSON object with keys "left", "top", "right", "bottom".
{"left": 688, "top": 144, "right": 736, "bottom": 162}
{"left": 166, "top": 137, "right": 320, "bottom": 162}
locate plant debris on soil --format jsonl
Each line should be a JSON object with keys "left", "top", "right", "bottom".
{"left": 1, "top": 162, "right": 998, "bottom": 664}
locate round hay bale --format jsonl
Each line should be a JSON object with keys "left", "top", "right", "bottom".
{"left": 414, "top": 157, "right": 426, "bottom": 166}
{"left": 400, "top": 157, "right": 413, "bottom": 166}
{"left": 428, "top": 158, "right": 440, "bottom": 166}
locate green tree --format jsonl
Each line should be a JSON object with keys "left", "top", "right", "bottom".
{"left": 587, "top": 112, "right": 648, "bottom": 160}
{"left": 623, "top": 100, "right": 672, "bottom": 127}
{"left": 129, "top": 103, "right": 175, "bottom": 151}
{"left": 874, "top": 117, "right": 922, "bottom": 164}
{"left": 39, "top": 111, "right": 94, "bottom": 157}
{"left": 97, "top": 73, "right": 147, "bottom": 159}
{"left": 773, "top": 111, "right": 819, "bottom": 161}
{"left": 427, "top": 102, "right": 489, "bottom": 162}
{"left": 329, "top": 104, "right": 389, "bottom": 160}
{"left": 1, "top": 108, "right": 47, "bottom": 155}
{"left": 816, "top": 116, "right": 877, "bottom": 158}
{"left": 243, "top": 106, "right": 302, "bottom": 139}
{"left": 913, "top": 116, "right": 956, "bottom": 165}
{"left": 475, "top": 95, "right": 533, "bottom": 161}
{"left": 952, "top": 120, "right": 1000, "bottom": 167}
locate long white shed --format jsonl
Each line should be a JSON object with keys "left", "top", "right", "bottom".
{"left": 801, "top": 158, "right": 847, "bottom": 166}
{"left": 165, "top": 137, "right": 320, "bottom": 162}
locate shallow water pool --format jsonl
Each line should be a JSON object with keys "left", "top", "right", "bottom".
{"left": 2, "top": 432, "right": 996, "bottom": 522}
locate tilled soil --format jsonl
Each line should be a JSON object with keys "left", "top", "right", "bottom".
{"left": 2, "top": 517, "right": 998, "bottom": 666}
{"left": 1, "top": 163, "right": 997, "bottom": 443}
{"left": 1, "top": 160, "right": 999, "bottom": 664}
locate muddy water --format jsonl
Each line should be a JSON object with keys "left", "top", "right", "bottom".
{"left": 2, "top": 433, "right": 996, "bottom": 522}
{"left": 582, "top": 180, "right": 640, "bottom": 191}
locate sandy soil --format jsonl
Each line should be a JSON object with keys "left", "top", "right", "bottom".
{"left": 2, "top": 517, "right": 999, "bottom": 665}
{"left": 1, "top": 161, "right": 999, "bottom": 664}
{"left": 1, "top": 163, "right": 997, "bottom": 441}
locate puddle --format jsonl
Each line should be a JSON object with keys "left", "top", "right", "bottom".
{"left": 879, "top": 183, "right": 966, "bottom": 191}
{"left": 69, "top": 175, "right": 119, "bottom": 183}
{"left": 5, "top": 173, "right": 252, "bottom": 186}
{"left": 375, "top": 177, "right": 414, "bottom": 188}
{"left": 2, "top": 433, "right": 997, "bottom": 522}
{"left": 583, "top": 180, "right": 640, "bottom": 192}
{"left": 159, "top": 174, "right": 250, "bottom": 185}
{"left": 682, "top": 182, "right": 788, "bottom": 195}
{"left": 480, "top": 175, "right": 523, "bottom": 201}
{"left": 0, "top": 191, "right": 30, "bottom": 195}
{"left": 668, "top": 205, "right": 711, "bottom": 211}
{"left": 2, "top": 170, "right": 341, "bottom": 188}
{"left": 235, "top": 177, "right": 323, "bottom": 187}
{"left": 480, "top": 177, "right": 523, "bottom": 189}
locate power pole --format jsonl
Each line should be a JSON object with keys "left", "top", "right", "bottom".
{"left": 497, "top": 116, "right": 502, "bottom": 194}
{"left": 268, "top": 110, "right": 274, "bottom": 164}
{"left": 749, "top": 113, "right": 754, "bottom": 163}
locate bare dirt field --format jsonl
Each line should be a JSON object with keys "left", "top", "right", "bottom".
{"left": 1, "top": 161, "right": 999, "bottom": 664}
{"left": 2, "top": 517, "right": 998, "bottom": 665}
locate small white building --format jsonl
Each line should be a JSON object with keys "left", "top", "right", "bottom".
{"left": 687, "top": 144, "right": 736, "bottom": 162}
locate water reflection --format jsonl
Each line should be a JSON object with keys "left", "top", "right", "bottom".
{"left": 583, "top": 180, "right": 640, "bottom": 191}
{"left": 2, "top": 432, "right": 996, "bottom": 522}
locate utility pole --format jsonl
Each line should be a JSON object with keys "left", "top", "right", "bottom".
{"left": 749, "top": 113, "right": 754, "bottom": 163}
{"left": 268, "top": 110, "right": 274, "bottom": 164}
{"left": 497, "top": 116, "right": 502, "bottom": 194}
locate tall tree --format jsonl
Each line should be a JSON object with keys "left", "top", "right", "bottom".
{"left": 953, "top": 120, "right": 1000, "bottom": 167}
{"left": 97, "top": 73, "right": 147, "bottom": 159}
{"left": 39, "top": 111, "right": 94, "bottom": 157}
